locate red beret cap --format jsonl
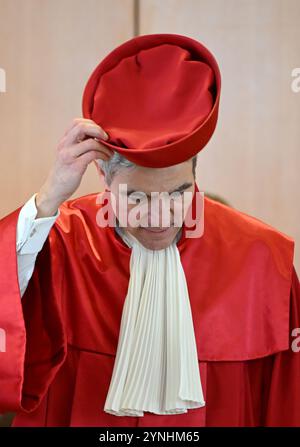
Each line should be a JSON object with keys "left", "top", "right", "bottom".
{"left": 82, "top": 33, "right": 221, "bottom": 167}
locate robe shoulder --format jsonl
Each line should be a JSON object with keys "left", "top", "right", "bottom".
{"left": 204, "top": 196, "right": 295, "bottom": 281}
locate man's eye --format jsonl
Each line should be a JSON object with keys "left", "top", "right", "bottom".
{"left": 129, "top": 193, "right": 146, "bottom": 202}
{"left": 171, "top": 191, "right": 184, "bottom": 198}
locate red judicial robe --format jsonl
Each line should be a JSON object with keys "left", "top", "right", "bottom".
{"left": 0, "top": 183, "right": 299, "bottom": 427}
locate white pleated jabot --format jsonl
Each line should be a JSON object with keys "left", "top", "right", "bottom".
{"left": 103, "top": 225, "right": 205, "bottom": 417}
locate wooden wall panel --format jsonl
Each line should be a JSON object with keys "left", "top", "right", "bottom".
{"left": 0, "top": 0, "right": 133, "bottom": 212}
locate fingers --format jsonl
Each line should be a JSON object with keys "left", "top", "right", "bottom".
{"left": 76, "top": 149, "right": 111, "bottom": 168}
{"left": 64, "top": 119, "right": 109, "bottom": 146}
{"left": 62, "top": 117, "right": 97, "bottom": 138}
{"left": 73, "top": 138, "right": 114, "bottom": 159}
{"left": 58, "top": 118, "right": 113, "bottom": 167}
{"left": 63, "top": 118, "right": 94, "bottom": 136}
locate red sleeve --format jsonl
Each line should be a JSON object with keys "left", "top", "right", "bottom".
{"left": 0, "top": 205, "right": 67, "bottom": 414}
{"left": 263, "top": 265, "right": 300, "bottom": 426}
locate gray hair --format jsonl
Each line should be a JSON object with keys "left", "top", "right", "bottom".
{"left": 97, "top": 152, "right": 198, "bottom": 186}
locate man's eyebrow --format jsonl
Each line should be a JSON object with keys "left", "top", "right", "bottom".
{"left": 126, "top": 182, "right": 193, "bottom": 197}
{"left": 169, "top": 182, "right": 193, "bottom": 194}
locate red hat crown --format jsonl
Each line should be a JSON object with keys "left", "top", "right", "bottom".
{"left": 82, "top": 33, "right": 221, "bottom": 167}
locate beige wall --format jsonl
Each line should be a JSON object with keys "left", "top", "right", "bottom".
{"left": 0, "top": 0, "right": 299, "bottom": 273}
{"left": 0, "top": 0, "right": 134, "bottom": 209}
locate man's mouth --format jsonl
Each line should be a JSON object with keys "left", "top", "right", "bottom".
{"left": 140, "top": 227, "right": 171, "bottom": 234}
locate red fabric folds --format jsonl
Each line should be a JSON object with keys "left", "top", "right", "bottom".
{"left": 0, "top": 184, "right": 299, "bottom": 426}
{"left": 0, "top": 206, "right": 67, "bottom": 415}
{"left": 82, "top": 33, "right": 221, "bottom": 167}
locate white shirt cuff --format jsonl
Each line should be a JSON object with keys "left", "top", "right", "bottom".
{"left": 16, "top": 193, "right": 60, "bottom": 254}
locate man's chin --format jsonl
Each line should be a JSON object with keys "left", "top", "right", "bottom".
{"left": 135, "top": 227, "right": 180, "bottom": 250}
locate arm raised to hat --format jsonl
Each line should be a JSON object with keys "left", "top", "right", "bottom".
{"left": 35, "top": 117, "right": 113, "bottom": 218}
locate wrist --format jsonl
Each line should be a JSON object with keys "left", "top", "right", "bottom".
{"left": 35, "top": 190, "right": 62, "bottom": 218}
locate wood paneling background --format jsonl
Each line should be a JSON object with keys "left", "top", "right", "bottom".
{"left": 0, "top": 0, "right": 134, "bottom": 211}
{"left": 0, "top": 0, "right": 299, "bottom": 273}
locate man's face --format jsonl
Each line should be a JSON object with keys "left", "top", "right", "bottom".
{"left": 108, "top": 159, "right": 195, "bottom": 250}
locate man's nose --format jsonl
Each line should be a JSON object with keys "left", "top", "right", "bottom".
{"left": 147, "top": 197, "right": 173, "bottom": 227}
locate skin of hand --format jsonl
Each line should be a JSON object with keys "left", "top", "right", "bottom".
{"left": 35, "top": 118, "right": 113, "bottom": 218}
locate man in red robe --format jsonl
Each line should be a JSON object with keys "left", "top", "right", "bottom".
{"left": 1, "top": 33, "right": 300, "bottom": 426}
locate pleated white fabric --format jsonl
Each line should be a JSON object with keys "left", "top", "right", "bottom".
{"left": 103, "top": 225, "right": 205, "bottom": 417}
